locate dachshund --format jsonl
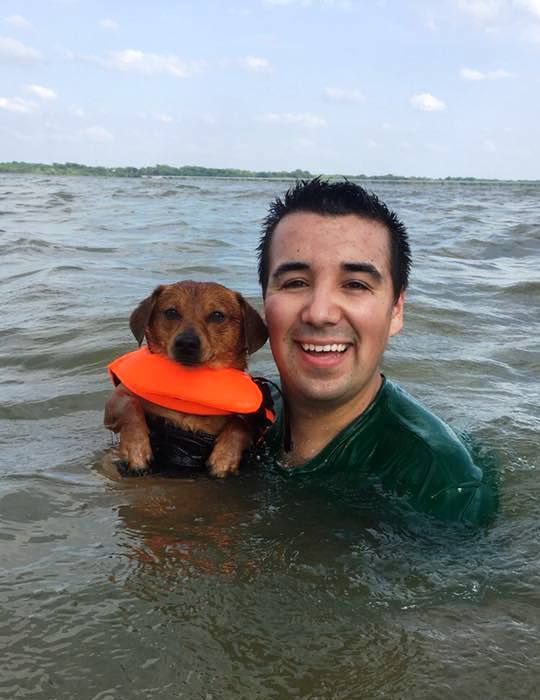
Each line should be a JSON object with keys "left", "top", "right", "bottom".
{"left": 104, "top": 281, "right": 269, "bottom": 478}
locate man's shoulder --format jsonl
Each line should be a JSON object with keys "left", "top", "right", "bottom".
{"left": 362, "top": 379, "right": 496, "bottom": 523}
{"left": 380, "top": 380, "right": 478, "bottom": 470}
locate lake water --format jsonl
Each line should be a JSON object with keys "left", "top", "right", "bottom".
{"left": 1, "top": 174, "right": 539, "bottom": 699}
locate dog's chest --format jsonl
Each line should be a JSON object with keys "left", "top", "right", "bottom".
{"left": 139, "top": 399, "right": 229, "bottom": 434}
{"left": 145, "top": 413, "right": 217, "bottom": 471}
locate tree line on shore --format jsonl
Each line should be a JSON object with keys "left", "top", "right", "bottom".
{"left": 0, "top": 161, "right": 535, "bottom": 183}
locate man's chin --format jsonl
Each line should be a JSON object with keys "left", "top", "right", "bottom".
{"left": 284, "top": 378, "right": 354, "bottom": 408}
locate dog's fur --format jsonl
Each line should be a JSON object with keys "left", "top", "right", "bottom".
{"left": 104, "top": 281, "right": 268, "bottom": 477}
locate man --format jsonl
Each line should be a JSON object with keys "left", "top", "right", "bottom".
{"left": 257, "top": 178, "right": 496, "bottom": 525}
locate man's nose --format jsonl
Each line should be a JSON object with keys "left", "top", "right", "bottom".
{"left": 300, "top": 286, "right": 341, "bottom": 327}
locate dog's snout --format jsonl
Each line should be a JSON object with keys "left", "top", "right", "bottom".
{"left": 173, "top": 330, "right": 201, "bottom": 364}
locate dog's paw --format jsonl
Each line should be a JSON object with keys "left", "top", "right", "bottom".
{"left": 207, "top": 445, "right": 241, "bottom": 478}
{"left": 116, "top": 437, "right": 153, "bottom": 477}
{"left": 113, "top": 458, "right": 150, "bottom": 478}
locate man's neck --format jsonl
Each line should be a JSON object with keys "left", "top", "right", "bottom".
{"left": 283, "top": 373, "right": 383, "bottom": 466}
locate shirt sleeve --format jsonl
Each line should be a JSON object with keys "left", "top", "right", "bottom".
{"left": 424, "top": 479, "right": 498, "bottom": 526}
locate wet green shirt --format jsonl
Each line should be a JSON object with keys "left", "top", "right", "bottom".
{"left": 264, "top": 377, "right": 497, "bottom": 526}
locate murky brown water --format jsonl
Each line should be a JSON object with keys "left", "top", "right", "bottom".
{"left": 1, "top": 175, "right": 539, "bottom": 699}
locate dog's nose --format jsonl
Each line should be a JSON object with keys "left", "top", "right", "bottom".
{"left": 173, "top": 330, "right": 201, "bottom": 364}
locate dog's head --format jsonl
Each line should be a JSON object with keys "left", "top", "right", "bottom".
{"left": 129, "top": 281, "right": 267, "bottom": 370}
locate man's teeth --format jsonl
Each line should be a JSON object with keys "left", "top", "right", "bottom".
{"left": 301, "top": 343, "right": 348, "bottom": 353}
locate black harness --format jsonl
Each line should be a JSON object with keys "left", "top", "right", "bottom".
{"left": 145, "top": 377, "right": 276, "bottom": 473}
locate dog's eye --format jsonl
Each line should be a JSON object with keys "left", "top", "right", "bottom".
{"left": 208, "top": 310, "right": 226, "bottom": 323}
{"left": 163, "top": 308, "right": 180, "bottom": 320}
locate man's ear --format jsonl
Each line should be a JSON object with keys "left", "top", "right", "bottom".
{"left": 236, "top": 293, "right": 268, "bottom": 354}
{"left": 389, "top": 291, "right": 405, "bottom": 337}
{"left": 129, "top": 286, "right": 163, "bottom": 346}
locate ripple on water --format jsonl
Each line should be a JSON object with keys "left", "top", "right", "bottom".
{"left": 0, "top": 175, "right": 538, "bottom": 698}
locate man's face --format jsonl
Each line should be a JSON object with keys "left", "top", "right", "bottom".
{"left": 264, "top": 211, "right": 404, "bottom": 411}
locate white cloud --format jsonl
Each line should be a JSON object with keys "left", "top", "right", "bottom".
{"left": 0, "top": 96, "right": 36, "bottom": 113}
{"left": 455, "top": 0, "right": 507, "bottom": 22}
{"left": 69, "top": 106, "right": 85, "bottom": 118}
{"left": 0, "top": 36, "right": 42, "bottom": 62}
{"left": 324, "top": 86, "right": 365, "bottom": 103}
{"left": 154, "top": 113, "right": 174, "bottom": 124}
{"left": 263, "top": 0, "right": 351, "bottom": 6}
{"left": 461, "top": 67, "right": 485, "bottom": 80}
{"left": 525, "top": 22, "right": 540, "bottom": 39}
{"left": 106, "top": 49, "right": 204, "bottom": 77}
{"left": 257, "top": 112, "right": 327, "bottom": 127}
{"left": 460, "top": 66, "right": 516, "bottom": 79}
{"left": 241, "top": 55, "right": 271, "bottom": 71}
{"left": 100, "top": 18, "right": 119, "bottom": 31}
{"left": 485, "top": 67, "right": 515, "bottom": 77}
{"left": 515, "top": 0, "right": 540, "bottom": 19}
{"left": 79, "top": 125, "right": 114, "bottom": 142}
{"left": 409, "top": 93, "right": 446, "bottom": 111}
{"left": 23, "top": 84, "right": 57, "bottom": 100}
{"left": 4, "top": 14, "right": 31, "bottom": 29}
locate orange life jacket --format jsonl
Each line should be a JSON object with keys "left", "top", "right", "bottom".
{"left": 108, "top": 347, "right": 274, "bottom": 420}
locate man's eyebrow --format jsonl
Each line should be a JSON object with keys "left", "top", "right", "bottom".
{"left": 270, "top": 261, "right": 310, "bottom": 279}
{"left": 341, "top": 261, "right": 383, "bottom": 283}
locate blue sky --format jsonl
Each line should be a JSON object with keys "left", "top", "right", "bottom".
{"left": 1, "top": 0, "right": 539, "bottom": 179}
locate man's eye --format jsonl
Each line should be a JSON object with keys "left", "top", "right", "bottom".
{"left": 208, "top": 310, "right": 226, "bottom": 323}
{"left": 281, "top": 279, "right": 308, "bottom": 290}
{"left": 344, "top": 280, "right": 369, "bottom": 291}
{"left": 163, "top": 308, "right": 180, "bottom": 320}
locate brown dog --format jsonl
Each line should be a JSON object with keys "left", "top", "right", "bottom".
{"left": 104, "top": 281, "right": 268, "bottom": 477}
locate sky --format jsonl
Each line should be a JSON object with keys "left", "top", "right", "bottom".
{"left": 1, "top": 0, "right": 539, "bottom": 179}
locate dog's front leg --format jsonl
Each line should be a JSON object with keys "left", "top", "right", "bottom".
{"left": 207, "top": 417, "right": 252, "bottom": 478}
{"left": 104, "top": 384, "right": 152, "bottom": 475}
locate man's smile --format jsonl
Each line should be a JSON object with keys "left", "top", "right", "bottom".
{"left": 294, "top": 339, "right": 353, "bottom": 369}
{"left": 300, "top": 342, "right": 349, "bottom": 353}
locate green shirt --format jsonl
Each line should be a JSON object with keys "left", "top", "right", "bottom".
{"left": 263, "top": 377, "right": 497, "bottom": 526}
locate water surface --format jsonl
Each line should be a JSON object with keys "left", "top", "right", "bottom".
{"left": 1, "top": 175, "right": 539, "bottom": 699}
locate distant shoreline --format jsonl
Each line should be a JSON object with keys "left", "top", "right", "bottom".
{"left": 0, "top": 161, "right": 538, "bottom": 184}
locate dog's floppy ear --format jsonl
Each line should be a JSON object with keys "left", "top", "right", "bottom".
{"left": 236, "top": 293, "right": 268, "bottom": 355}
{"left": 129, "top": 286, "right": 163, "bottom": 346}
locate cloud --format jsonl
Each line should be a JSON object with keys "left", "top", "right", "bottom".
{"left": 79, "top": 125, "right": 114, "bottom": 142}
{"left": 263, "top": 0, "right": 351, "bottom": 6}
{"left": 0, "top": 36, "right": 42, "bottom": 62}
{"left": 409, "top": 93, "right": 446, "bottom": 111}
{"left": 241, "top": 56, "right": 271, "bottom": 71}
{"left": 100, "top": 18, "right": 119, "bottom": 31}
{"left": 0, "top": 96, "right": 36, "bottom": 113}
{"left": 69, "top": 106, "right": 85, "bottom": 118}
{"left": 455, "top": 0, "right": 506, "bottom": 22}
{"left": 257, "top": 112, "right": 327, "bottom": 127}
{"left": 525, "top": 22, "right": 540, "bottom": 39}
{"left": 460, "top": 66, "right": 516, "bottom": 79}
{"left": 4, "top": 14, "right": 31, "bottom": 29}
{"left": 23, "top": 84, "right": 57, "bottom": 100}
{"left": 154, "top": 113, "right": 174, "bottom": 124}
{"left": 103, "top": 49, "right": 205, "bottom": 77}
{"left": 324, "top": 86, "right": 365, "bottom": 103}
{"left": 515, "top": 0, "right": 540, "bottom": 19}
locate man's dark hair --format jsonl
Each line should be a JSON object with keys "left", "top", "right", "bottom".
{"left": 257, "top": 177, "right": 412, "bottom": 301}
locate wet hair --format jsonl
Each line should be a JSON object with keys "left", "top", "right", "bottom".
{"left": 257, "top": 177, "right": 411, "bottom": 301}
